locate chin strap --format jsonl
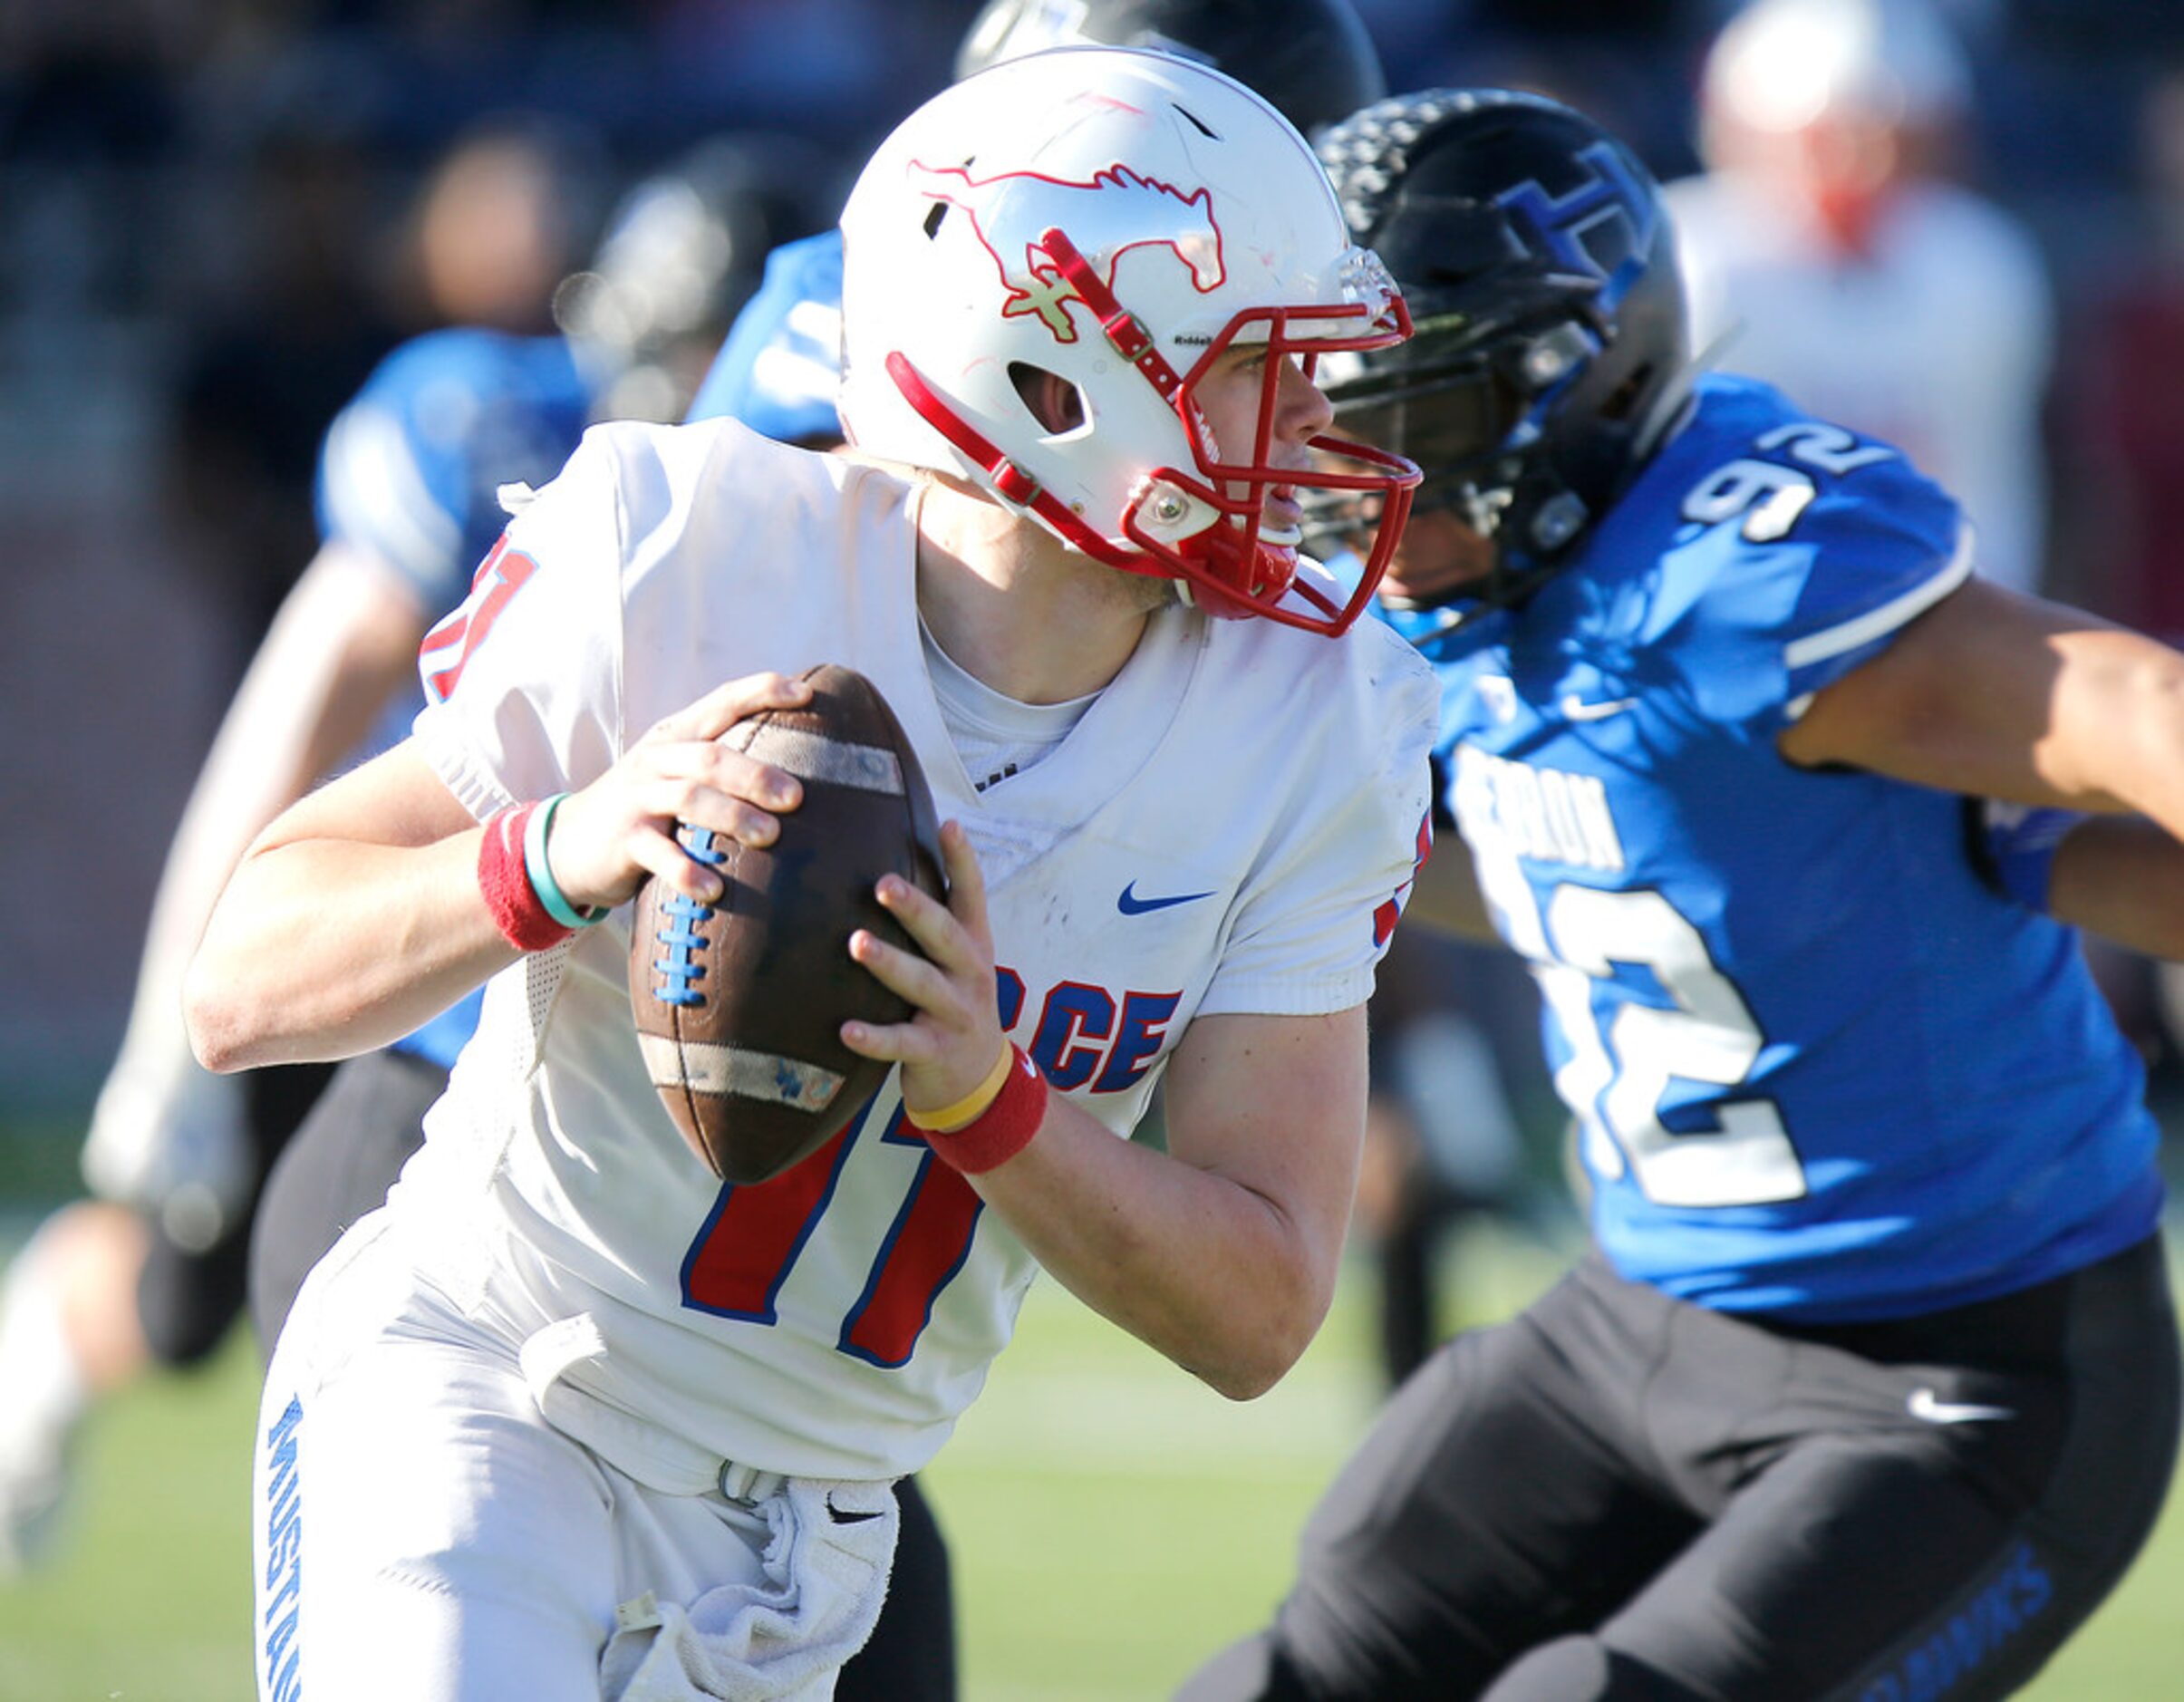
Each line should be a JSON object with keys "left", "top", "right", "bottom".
{"left": 1035, "top": 227, "right": 1190, "bottom": 404}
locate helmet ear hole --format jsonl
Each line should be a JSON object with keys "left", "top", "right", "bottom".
{"left": 1009, "top": 363, "right": 1087, "bottom": 435}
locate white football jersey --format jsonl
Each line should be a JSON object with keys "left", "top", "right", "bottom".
{"left": 395, "top": 416, "right": 1437, "bottom": 1484}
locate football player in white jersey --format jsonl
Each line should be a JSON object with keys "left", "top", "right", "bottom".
{"left": 185, "top": 47, "right": 1436, "bottom": 1702}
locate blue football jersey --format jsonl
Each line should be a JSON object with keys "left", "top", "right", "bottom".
{"left": 1413, "top": 374, "right": 2160, "bottom": 1321}
{"left": 316, "top": 326, "right": 595, "bottom": 624}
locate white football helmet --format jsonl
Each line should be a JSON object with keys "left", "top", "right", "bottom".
{"left": 837, "top": 45, "right": 1418, "bottom": 635}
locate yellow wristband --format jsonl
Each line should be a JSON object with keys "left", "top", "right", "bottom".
{"left": 904, "top": 1045, "right": 1016, "bottom": 1134}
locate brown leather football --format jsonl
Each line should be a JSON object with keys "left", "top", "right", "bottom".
{"left": 629, "top": 663, "right": 945, "bottom": 1183}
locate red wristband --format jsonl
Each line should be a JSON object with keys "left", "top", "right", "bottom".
{"left": 921, "top": 1046, "right": 1048, "bottom": 1175}
{"left": 478, "top": 803, "right": 574, "bottom": 953}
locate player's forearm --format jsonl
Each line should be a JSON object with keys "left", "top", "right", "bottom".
{"left": 2039, "top": 627, "right": 2184, "bottom": 842}
{"left": 970, "top": 1104, "right": 1346, "bottom": 1399}
{"left": 2048, "top": 817, "right": 2184, "bottom": 961}
{"left": 185, "top": 829, "right": 515, "bottom": 1072}
{"left": 1785, "top": 582, "right": 2184, "bottom": 837}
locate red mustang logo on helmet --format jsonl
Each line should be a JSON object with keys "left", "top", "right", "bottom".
{"left": 905, "top": 160, "right": 1225, "bottom": 343}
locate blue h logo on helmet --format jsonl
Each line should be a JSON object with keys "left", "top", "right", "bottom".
{"left": 1495, "top": 143, "right": 1657, "bottom": 305}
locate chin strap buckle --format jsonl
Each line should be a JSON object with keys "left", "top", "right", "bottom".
{"left": 990, "top": 457, "right": 1041, "bottom": 508}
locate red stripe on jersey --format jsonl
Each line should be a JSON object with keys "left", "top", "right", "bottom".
{"left": 1371, "top": 807, "right": 1435, "bottom": 947}
{"left": 421, "top": 534, "right": 538, "bottom": 702}
{"left": 681, "top": 1128, "right": 853, "bottom": 1320}
{"left": 840, "top": 1126, "right": 984, "bottom": 1368}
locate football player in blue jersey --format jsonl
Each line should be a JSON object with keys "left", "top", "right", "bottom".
{"left": 1179, "top": 89, "right": 2184, "bottom": 1702}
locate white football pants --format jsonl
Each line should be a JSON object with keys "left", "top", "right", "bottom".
{"left": 254, "top": 1213, "right": 897, "bottom": 1702}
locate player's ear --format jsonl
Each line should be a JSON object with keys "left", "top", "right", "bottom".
{"left": 1010, "top": 363, "right": 1086, "bottom": 435}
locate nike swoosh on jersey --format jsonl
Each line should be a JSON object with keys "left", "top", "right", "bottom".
{"left": 1907, "top": 1387, "right": 2016, "bottom": 1425}
{"left": 1117, "top": 881, "right": 1215, "bottom": 916}
{"left": 1559, "top": 692, "right": 1638, "bottom": 722}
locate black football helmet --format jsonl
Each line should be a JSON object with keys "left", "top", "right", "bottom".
{"left": 952, "top": 0, "right": 1386, "bottom": 139}
{"left": 1309, "top": 90, "right": 1692, "bottom": 620}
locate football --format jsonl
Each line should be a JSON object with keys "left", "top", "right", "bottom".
{"left": 629, "top": 663, "right": 945, "bottom": 1183}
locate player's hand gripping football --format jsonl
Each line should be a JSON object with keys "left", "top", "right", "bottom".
{"left": 544, "top": 672, "right": 816, "bottom": 913}
{"left": 842, "top": 821, "right": 1007, "bottom": 1121}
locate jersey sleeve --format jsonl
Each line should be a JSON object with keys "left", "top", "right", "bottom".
{"left": 1650, "top": 391, "right": 1974, "bottom": 735}
{"left": 1198, "top": 627, "right": 1440, "bottom": 1019}
{"left": 1776, "top": 504, "right": 1972, "bottom": 718}
{"left": 407, "top": 427, "right": 632, "bottom": 820}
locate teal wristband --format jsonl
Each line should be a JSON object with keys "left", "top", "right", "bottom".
{"left": 523, "top": 793, "right": 606, "bottom": 929}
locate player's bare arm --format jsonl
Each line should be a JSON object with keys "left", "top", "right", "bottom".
{"left": 1781, "top": 574, "right": 2184, "bottom": 839}
{"left": 845, "top": 819, "right": 1364, "bottom": 1401}
{"left": 2047, "top": 815, "right": 2184, "bottom": 960}
{"left": 185, "top": 671, "right": 815, "bottom": 1073}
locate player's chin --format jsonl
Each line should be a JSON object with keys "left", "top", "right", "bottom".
{"left": 1378, "top": 511, "right": 1495, "bottom": 603}
{"left": 1255, "top": 484, "right": 1309, "bottom": 557}
{"left": 1125, "top": 570, "right": 1185, "bottom": 616}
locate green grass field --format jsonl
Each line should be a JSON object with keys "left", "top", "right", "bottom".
{"left": 0, "top": 1221, "right": 2178, "bottom": 1700}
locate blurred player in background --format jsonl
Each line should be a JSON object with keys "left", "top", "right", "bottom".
{"left": 185, "top": 45, "right": 1434, "bottom": 1702}
{"left": 1348, "top": 925, "right": 1532, "bottom": 1389}
{"left": 392, "top": 117, "right": 596, "bottom": 338}
{"left": 0, "top": 122, "right": 804, "bottom": 1577}
{"left": 1666, "top": 0, "right": 2054, "bottom": 597}
{"left": 1182, "top": 86, "right": 2181, "bottom": 1701}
